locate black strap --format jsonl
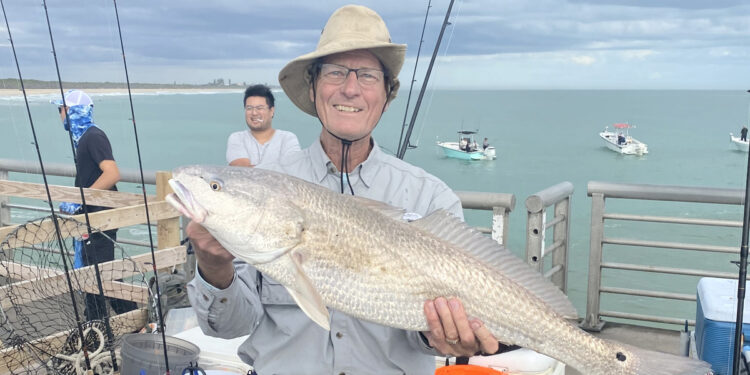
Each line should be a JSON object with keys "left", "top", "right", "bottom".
{"left": 454, "top": 342, "right": 522, "bottom": 365}
{"left": 455, "top": 356, "right": 470, "bottom": 365}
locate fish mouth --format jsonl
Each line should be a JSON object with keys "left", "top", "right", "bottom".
{"left": 166, "top": 179, "right": 208, "bottom": 223}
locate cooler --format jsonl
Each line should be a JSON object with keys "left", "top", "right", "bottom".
{"left": 695, "top": 277, "right": 750, "bottom": 375}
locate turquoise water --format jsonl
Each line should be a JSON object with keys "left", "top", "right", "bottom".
{"left": 2, "top": 89, "right": 749, "bottom": 325}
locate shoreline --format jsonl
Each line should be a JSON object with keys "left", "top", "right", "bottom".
{"left": 0, "top": 87, "right": 244, "bottom": 97}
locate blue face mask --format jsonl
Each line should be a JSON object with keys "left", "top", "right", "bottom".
{"left": 63, "top": 105, "right": 97, "bottom": 148}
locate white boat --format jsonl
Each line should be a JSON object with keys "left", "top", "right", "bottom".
{"left": 436, "top": 130, "right": 496, "bottom": 160}
{"left": 599, "top": 123, "right": 648, "bottom": 155}
{"left": 729, "top": 132, "right": 749, "bottom": 152}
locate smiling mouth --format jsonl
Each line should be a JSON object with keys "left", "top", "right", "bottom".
{"left": 334, "top": 105, "right": 361, "bottom": 112}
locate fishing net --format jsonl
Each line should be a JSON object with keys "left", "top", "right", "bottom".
{"left": 0, "top": 215, "right": 149, "bottom": 375}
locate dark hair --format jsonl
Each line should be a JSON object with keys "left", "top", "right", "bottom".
{"left": 243, "top": 84, "right": 275, "bottom": 108}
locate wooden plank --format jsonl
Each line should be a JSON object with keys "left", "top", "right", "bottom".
{"left": 0, "top": 259, "right": 149, "bottom": 304}
{"left": 156, "top": 171, "right": 181, "bottom": 250}
{"left": 0, "top": 180, "right": 154, "bottom": 208}
{"left": 0, "top": 308, "right": 147, "bottom": 374}
{"left": 0, "top": 200, "right": 180, "bottom": 249}
{"left": 0, "top": 246, "right": 186, "bottom": 310}
{"left": 96, "top": 281, "right": 149, "bottom": 304}
{"left": 0, "top": 263, "right": 146, "bottom": 303}
{"left": 0, "top": 260, "right": 49, "bottom": 281}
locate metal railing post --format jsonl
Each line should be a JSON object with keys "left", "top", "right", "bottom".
{"left": 492, "top": 206, "right": 510, "bottom": 247}
{"left": 551, "top": 197, "right": 571, "bottom": 293}
{"left": 524, "top": 182, "right": 573, "bottom": 290}
{"left": 582, "top": 192, "right": 606, "bottom": 331}
{"left": 525, "top": 205, "right": 545, "bottom": 273}
{"left": 0, "top": 168, "right": 10, "bottom": 287}
{"left": 456, "top": 191, "right": 516, "bottom": 247}
{"left": 0, "top": 168, "right": 9, "bottom": 227}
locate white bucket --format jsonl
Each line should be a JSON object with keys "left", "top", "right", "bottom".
{"left": 469, "top": 348, "right": 563, "bottom": 375}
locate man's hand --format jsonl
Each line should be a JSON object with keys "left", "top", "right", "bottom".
{"left": 187, "top": 221, "right": 235, "bottom": 289}
{"left": 423, "top": 297, "right": 499, "bottom": 357}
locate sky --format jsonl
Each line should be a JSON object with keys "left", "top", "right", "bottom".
{"left": 0, "top": 0, "right": 748, "bottom": 90}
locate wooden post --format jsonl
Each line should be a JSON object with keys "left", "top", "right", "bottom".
{"left": 156, "top": 171, "right": 180, "bottom": 250}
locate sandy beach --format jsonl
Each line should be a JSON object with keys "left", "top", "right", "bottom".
{"left": 0, "top": 87, "right": 244, "bottom": 97}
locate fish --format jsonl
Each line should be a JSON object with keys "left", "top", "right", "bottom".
{"left": 166, "top": 165, "right": 712, "bottom": 375}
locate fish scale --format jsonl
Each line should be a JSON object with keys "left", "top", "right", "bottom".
{"left": 168, "top": 165, "right": 713, "bottom": 375}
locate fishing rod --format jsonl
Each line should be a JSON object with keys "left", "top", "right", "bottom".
{"left": 1, "top": 0, "right": 94, "bottom": 370}
{"left": 42, "top": 0, "right": 124, "bottom": 368}
{"left": 396, "top": 0, "right": 432, "bottom": 155}
{"left": 397, "top": 0, "right": 455, "bottom": 160}
{"left": 732, "top": 89, "right": 750, "bottom": 375}
{"left": 110, "top": 0, "right": 173, "bottom": 373}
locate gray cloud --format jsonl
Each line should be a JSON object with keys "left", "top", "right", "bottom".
{"left": 0, "top": 0, "right": 747, "bottom": 88}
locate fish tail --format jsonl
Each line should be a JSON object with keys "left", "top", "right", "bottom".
{"left": 618, "top": 342, "right": 712, "bottom": 375}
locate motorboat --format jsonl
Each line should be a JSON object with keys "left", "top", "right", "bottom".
{"left": 436, "top": 130, "right": 496, "bottom": 161}
{"left": 729, "top": 132, "right": 749, "bottom": 152}
{"left": 599, "top": 123, "right": 648, "bottom": 155}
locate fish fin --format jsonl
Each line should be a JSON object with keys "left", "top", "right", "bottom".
{"left": 280, "top": 252, "right": 331, "bottom": 331}
{"left": 410, "top": 210, "right": 578, "bottom": 319}
{"left": 608, "top": 342, "right": 711, "bottom": 375}
{"left": 349, "top": 196, "right": 407, "bottom": 221}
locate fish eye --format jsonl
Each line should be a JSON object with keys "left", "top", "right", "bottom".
{"left": 209, "top": 180, "right": 223, "bottom": 191}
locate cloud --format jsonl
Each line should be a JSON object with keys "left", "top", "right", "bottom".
{"left": 571, "top": 55, "right": 596, "bottom": 65}
{"left": 0, "top": 0, "right": 747, "bottom": 89}
{"left": 621, "top": 50, "right": 655, "bottom": 60}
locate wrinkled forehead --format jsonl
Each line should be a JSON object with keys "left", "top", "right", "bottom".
{"left": 322, "top": 49, "right": 384, "bottom": 70}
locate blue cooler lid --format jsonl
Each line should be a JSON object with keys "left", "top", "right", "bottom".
{"left": 697, "top": 277, "right": 750, "bottom": 322}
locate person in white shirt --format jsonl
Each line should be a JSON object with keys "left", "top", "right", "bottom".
{"left": 226, "top": 84, "right": 300, "bottom": 167}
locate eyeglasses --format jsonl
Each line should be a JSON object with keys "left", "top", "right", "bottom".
{"left": 318, "top": 63, "right": 384, "bottom": 86}
{"left": 245, "top": 105, "right": 269, "bottom": 112}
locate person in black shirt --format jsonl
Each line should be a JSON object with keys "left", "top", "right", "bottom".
{"left": 53, "top": 89, "right": 137, "bottom": 321}
{"left": 741, "top": 126, "right": 748, "bottom": 142}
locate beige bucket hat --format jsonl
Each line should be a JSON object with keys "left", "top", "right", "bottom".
{"left": 278, "top": 4, "right": 406, "bottom": 117}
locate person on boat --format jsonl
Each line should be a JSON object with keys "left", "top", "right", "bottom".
{"left": 185, "top": 5, "right": 500, "bottom": 375}
{"left": 617, "top": 132, "right": 626, "bottom": 145}
{"left": 463, "top": 137, "right": 473, "bottom": 152}
{"left": 459, "top": 137, "right": 468, "bottom": 151}
{"left": 52, "top": 89, "right": 137, "bottom": 321}
{"left": 741, "top": 125, "right": 748, "bottom": 142}
{"left": 226, "top": 84, "right": 300, "bottom": 167}
{"left": 483, "top": 137, "right": 489, "bottom": 150}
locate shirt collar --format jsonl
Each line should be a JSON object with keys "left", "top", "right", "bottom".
{"left": 308, "top": 137, "right": 383, "bottom": 188}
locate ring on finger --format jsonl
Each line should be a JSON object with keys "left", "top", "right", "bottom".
{"left": 446, "top": 337, "right": 459, "bottom": 345}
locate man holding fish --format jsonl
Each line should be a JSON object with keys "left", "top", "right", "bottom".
{"left": 184, "top": 4, "right": 499, "bottom": 374}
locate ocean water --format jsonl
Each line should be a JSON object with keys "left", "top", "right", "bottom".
{"left": 2, "top": 89, "right": 749, "bottom": 325}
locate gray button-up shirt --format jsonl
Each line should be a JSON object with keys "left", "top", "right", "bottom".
{"left": 188, "top": 139, "right": 463, "bottom": 375}
{"left": 225, "top": 129, "right": 301, "bottom": 166}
